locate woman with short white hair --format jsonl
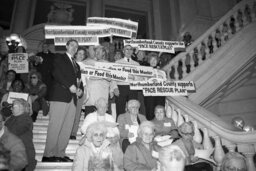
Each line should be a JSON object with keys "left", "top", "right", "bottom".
{"left": 124, "top": 121, "right": 157, "bottom": 171}
{"left": 73, "top": 122, "right": 123, "bottom": 171}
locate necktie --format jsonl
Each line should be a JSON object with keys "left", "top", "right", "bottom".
{"left": 127, "top": 58, "right": 130, "bottom": 62}
{"left": 71, "top": 57, "right": 78, "bottom": 74}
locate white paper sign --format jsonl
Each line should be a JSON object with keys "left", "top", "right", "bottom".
{"left": 8, "top": 53, "right": 29, "bottom": 73}
{"left": 7, "top": 92, "right": 29, "bottom": 104}
{"left": 128, "top": 125, "right": 139, "bottom": 143}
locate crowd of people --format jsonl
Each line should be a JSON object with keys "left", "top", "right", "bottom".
{"left": 0, "top": 39, "right": 249, "bottom": 171}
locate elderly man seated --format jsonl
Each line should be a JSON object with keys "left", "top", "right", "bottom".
{"left": 80, "top": 97, "right": 116, "bottom": 134}
{"left": 117, "top": 99, "right": 147, "bottom": 152}
{"left": 0, "top": 114, "right": 28, "bottom": 171}
{"left": 124, "top": 121, "right": 158, "bottom": 171}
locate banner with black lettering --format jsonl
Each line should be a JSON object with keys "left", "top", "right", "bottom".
{"left": 80, "top": 65, "right": 129, "bottom": 82}
{"left": 54, "top": 36, "right": 99, "bottom": 46}
{"left": 124, "top": 39, "right": 185, "bottom": 53}
{"left": 87, "top": 17, "right": 138, "bottom": 38}
{"left": 130, "top": 78, "right": 196, "bottom": 96}
{"left": 45, "top": 25, "right": 111, "bottom": 39}
{"left": 8, "top": 53, "right": 29, "bottom": 73}
{"left": 95, "top": 62, "right": 157, "bottom": 77}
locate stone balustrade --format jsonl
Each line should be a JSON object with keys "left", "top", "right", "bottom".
{"left": 165, "top": 96, "right": 256, "bottom": 171}
{"left": 163, "top": 0, "right": 256, "bottom": 81}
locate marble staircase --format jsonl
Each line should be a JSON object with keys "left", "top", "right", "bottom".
{"left": 33, "top": 112, "right": 84, "bottom": 171}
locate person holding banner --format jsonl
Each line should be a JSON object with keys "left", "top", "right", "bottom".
{"left": 115, "top": 45, "right": 140, "bottom": 116}
{"left": 70, "top": 47, "right": 87, "bottom": 140}
{"left": 83, "top": 45, "right": 119, "bottom": 118}
{"left": 144, "top": 53, "right": 166, "bottom": 120}
{"left": 42, "top": 39, "right": 83, "bottom": 162}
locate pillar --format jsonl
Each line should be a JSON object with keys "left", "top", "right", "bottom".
{"left": 11, "top": 0, "right": 32, "bottom": 34}
{"left": 88, "top": 0, "right": 104, "bottom": 17}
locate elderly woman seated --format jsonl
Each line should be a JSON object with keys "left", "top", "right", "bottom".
{"left": 151, "top": 105, "right": 178, "bottom": 138}
{"left": 124, "top": 121, "right": 158, "bottom": 171}
{"left": 73, "top": 122, "right": 123, "bottom": 171}
{"left": 159, "top": 145, "right": 186, "bottom": 171}
{"left": 221, "top": 152, "right": 247, "bottom": 171}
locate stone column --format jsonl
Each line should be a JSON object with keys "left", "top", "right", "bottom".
{"left": 11, "top": 0, "right": 32, "bottom": 34}
{"left": 88, "top": 0, "right": 104, "bottom": 17}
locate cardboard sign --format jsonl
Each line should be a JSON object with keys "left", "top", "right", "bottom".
{"left": 7, "top": 92, "right": 29, "bottom": 104}
{"left": 124, "top": 39, "right": 185, "bottom": 53}
{"left": 8, "top": 53, "right": 29, "bottom": 73}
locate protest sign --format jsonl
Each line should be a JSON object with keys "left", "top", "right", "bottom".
{"left": 80, "top": 65, "right": 129, "bottom": 82}
{"left": 8, "top": 53, "right": 29, "bottom": 73}
{"left": 95, "top": 62, "right": 156, "bottom": 77}
{"left": 44, "top": 25, "right": 111, "bottom": 39}
{"left": 54, "top": 36, "right": 99, "bottom": 46}
{"left": 7, "top": 92, "right": 29, "bottom": 104}
{"left": 130, "top": 79, "right": 196, "bottom": 96}
{"left": 87, "top": 17, "right": 138, "bottom": 38}
{"left": 124, "top": 39, "right": 185, "bottom": 53}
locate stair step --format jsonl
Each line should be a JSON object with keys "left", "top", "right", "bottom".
{"left": 33, "top": 129, "right": 82, "bottom": 136}
{"left": 36, "top": 162, "right": 72, "bottom": 171}
{"left": 34, "top": 142, "right": 79, "bottom": 151}
{"left": 33, "top": 139, "right": 80, "bottom": 144}
{"left": 33, "top": 133, "right": 83, "bottom": 140}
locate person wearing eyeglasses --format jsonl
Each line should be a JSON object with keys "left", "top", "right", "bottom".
{"left": 24, "top": 71, "right": 48, "bottom": 122}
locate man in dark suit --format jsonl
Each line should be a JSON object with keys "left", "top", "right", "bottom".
{"left": 42, "top": 39, "right": 83, "bottom": 162}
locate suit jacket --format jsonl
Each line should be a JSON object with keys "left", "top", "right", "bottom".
{"left": 48, "top": 53, "right": 83, "bottom": 105}
{"left": 117, "top": 112, "right": 147, "bottom": 143}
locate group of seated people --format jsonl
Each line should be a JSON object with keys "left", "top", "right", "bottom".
{"left": 0, "top": 42, "right": 250, "bottom": 171}
{"left": 72, "top": 98, "right": 248, "bottom": 171}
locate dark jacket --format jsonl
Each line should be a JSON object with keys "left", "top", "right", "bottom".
{"left": 5, "top": 113, "right": 36, "bottom": 171}
{"left": 0, "top": 126, "right": 28, "bottom": 171}
{"left": 48, "top": 53, "right": 83, "bottom": 105}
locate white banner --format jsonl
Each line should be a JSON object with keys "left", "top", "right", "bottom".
{"left": 54, "top": 36, "right": 99, "bottom": 46}
{"left": 130, "top": 79, "right": 196, "bottom": 96}
{"left": 81, "top": 65, "right": 129, "bottom": 82}
{"left": 87, "top": 17, "right": 138, "bottom": 32}
{"left": 95, "top": 62, "right": 156, "bottom": 77}
{"left": 124, "top": 39, "right": 185, "bottom": 53}
{"left": 87, "top": 17, "right": 138, "bottom": 38}
{"left": 7, "top": 92, "right": 29, "bottom": 104}
{"left": 45, "top": 25, "right": 111, "bottom": 39}
{"left": 8, "top": 53, "right": 29, "bottom": 73}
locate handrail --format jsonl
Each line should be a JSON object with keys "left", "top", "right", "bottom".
{"left": 166, "top": 96, "right": 256, "bottom": 143}
{"left": 163, "top": 0, "right": 256, "bottom": 80}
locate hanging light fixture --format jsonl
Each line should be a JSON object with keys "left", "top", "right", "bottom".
{"left": 5, "top": 33, "right": 22, "bottom": 53}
